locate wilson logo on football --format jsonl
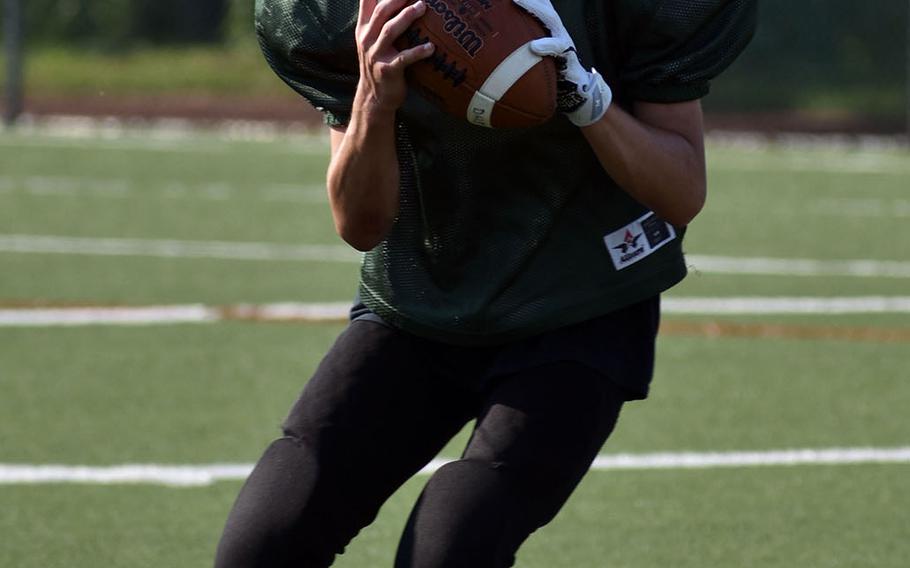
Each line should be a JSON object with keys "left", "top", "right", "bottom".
{"left": 425, "top": 0, "right": 485, "bottom": 57}
{"left": 395, "top": 0, "right": 557, "bottom": 128}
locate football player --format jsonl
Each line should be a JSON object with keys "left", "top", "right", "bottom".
{"left": 215, "top": 0, "right": 756, "bottom": 566}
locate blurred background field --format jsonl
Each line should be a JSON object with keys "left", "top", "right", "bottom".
{"left": 1, "top": 1, "right": 910, "bottom": 567}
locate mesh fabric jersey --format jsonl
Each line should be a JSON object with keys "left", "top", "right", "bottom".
{"left": 256, "top": 0, "right": 757, "bottom": 345}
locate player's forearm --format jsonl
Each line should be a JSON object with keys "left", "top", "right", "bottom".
{"left": 326, "top": 108, "right": 400, "bottom": 251}
{"left": 581, "top": 103, "right": 707, "bottom": 227}
{"left": 326, "top": 0, "right": 435, "bottom": 251}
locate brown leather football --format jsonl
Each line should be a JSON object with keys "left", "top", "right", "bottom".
{"left": 396, "top": 0, "right": 557, "bottom": 128}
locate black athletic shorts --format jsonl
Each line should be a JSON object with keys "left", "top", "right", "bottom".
{"left": 350, "top": 295, "right": 661, "bottom": 400}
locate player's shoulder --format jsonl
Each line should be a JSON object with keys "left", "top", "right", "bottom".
{"left": 256, "top": 0, "right": 358, "bottom": 53}
{"left": 612, "top": 0, "right": 757, "bottom": 49}
{"left": 255, "top": 0, "right": 361, "bottom": 125}
{"left": 609, "top": 0, "right": 758, "bottom": 103}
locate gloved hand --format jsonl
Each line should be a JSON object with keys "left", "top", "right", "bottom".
{"left": 513, "top": 0, "right": 612, "bottom": 127}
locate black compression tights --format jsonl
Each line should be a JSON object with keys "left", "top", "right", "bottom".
{"left": 214, "top": 321, "right": 626, "bottom": 568}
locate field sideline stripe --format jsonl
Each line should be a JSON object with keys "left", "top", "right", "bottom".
{"left": 3, "top": 235, "right": 909, "bottom": 278}
{"left": 2, "top": 447, "right": 908, "bottom": 487}
{"left": 3, "top": 298, "right": 910, "bottom": 328}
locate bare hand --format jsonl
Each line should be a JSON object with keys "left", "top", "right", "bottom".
{"left": 355, "top": 0, "right": 435, "bottom": 115}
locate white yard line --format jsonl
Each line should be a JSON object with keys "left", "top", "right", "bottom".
{"left": 3, "top": 298, "right": 910, "bottom": 327}
{"left": 1, "top": 116, "right": 331, "bottom": 154}
{"left": 686, "top": 255, "right": 910, "bottom": 278}
{"left": 6, "top": 174, "right": 910, "bottom": 214}
{"left": 0, "top": 464, "right": 254, "bottom": 487}
{"left": 709, "top": 154, "right": 910, "bottom": 176}
{"left": 2, "top": 176, "right": 132, "bottom": 198}
{"left": 662, "top": 297, "right": 910, "bottom": 315}
{"left": 0, "top": 303, "right": 349, "bottom": 327}
{"left": 0, "top": 235, "right": 359, "bottom": 263}
{"left": 811, "top": 197, "right": 910, "bottom": 218}
{"left": 0, "top": 305, "right": 218, "bottom": 327}
{"left": 586, "top": 447, "right": 910, "bottom": 470}
{"left": 0, "top": 176, "right": 327, "bottom": 203}
{"left": 261, "top": 184, "right": 328, "bottom": 202}
{"left": 3, "top": 120, "right": 906, "bottom": 167}
{"left": 2, "top": 234, "right": 909, "bottom": 279}
{"left": 1, "top": 447, "right": 908, "bottom": 487}
{"left": 0, "top": 133, "right": 237, "bottom": 154}
{"left": 4, "top": 118, "right": 906, "bottom": 152}
{"left": 223, "top": 302, "right": 354, "bottom": 322}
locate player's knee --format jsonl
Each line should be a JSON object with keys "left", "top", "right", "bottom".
{"left": 215, "top": 436, "right": 343, "bottom": 568}
{"left": 395, "top": 459, "right": 522, "bottom": 568}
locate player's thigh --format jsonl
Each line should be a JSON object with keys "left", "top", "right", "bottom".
{"left": 283, "top": 319, "right": 477, "bottom": 490}
{"left": 464, "top": 361, "right": 626, "bottom": 523}
{"left": 393, "top": 363, "right": 627, "bottom": 567}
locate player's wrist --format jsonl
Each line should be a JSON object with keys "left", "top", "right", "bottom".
{"left": 351, "top": 105, "right": 397, "bottom": 123}
{"left": 520, "top": 7, "right": 612, "bottom": 128}
{"left": 353, "top": 71, "right": 408, "bottom": 115}
{"left": 346, "top": 103, "right": 400, "bottom": 149}
{"left": 351, "top": 90, "right": 400, "bottom": 126}
{"left": 565, "top": 69, "right": 612, "bottom": 127}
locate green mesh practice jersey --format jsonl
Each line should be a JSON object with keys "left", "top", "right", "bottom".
{"left": 257, "top": 0, "right": 757, "bottom": 345}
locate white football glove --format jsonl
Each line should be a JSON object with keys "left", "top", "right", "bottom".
{"left": 512, "top": 0, "right": 612, "bottom": 127}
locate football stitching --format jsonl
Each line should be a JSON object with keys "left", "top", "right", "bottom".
{"left": 403, "top": 27, "right": 468, "bottom": 87}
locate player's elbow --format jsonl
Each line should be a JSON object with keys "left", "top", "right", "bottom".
{"left": 327, "top": 167, "right": 398, "bottom": 251}
{"left": 334, "top": 215, "right": 392, "bottom": 252}
{"left": 327, "top": 183, "right": 397, "bottom": 252}
{"left": 661, "top": 179, "right": 706, "bottom": 227}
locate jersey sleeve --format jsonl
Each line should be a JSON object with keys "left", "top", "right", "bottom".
{"left": 612, "top": 0, "right": 758, "bottom": 103}
{"left": 255, "top": 0, "right": 359, "bottom": 126}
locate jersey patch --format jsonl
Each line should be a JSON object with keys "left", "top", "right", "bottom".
{"left": 604, "top": 212, "right": 676, "bottom": 271}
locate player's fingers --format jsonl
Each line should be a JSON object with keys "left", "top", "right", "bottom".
{"left": 528, "top": 37, "right": 570, "bottom": 57}
{"left": 357, "top": 0, "right": 378, "bottom": 28}
{"left": 389, "top": 42, "right": 435, "bottom": 72}
{"left": 359, "top": 0, "right": 411, "bottom": 47}
{"left": 376, "top": 0, "right": 426, "bottom": 49}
